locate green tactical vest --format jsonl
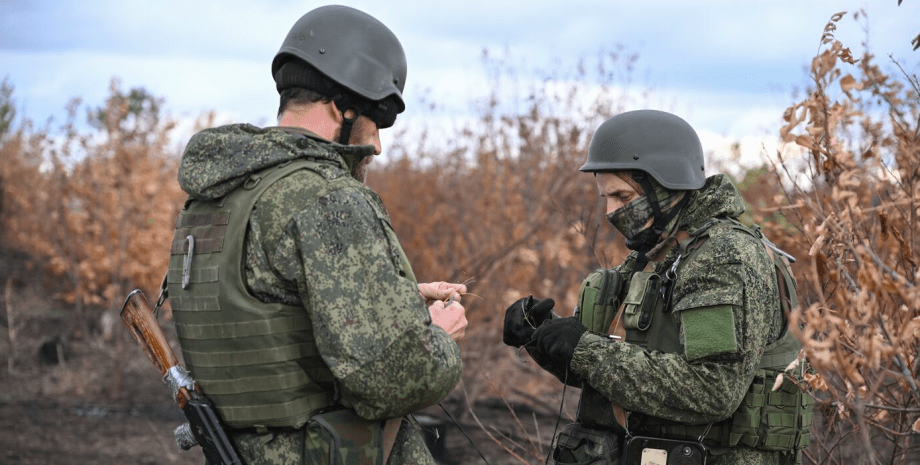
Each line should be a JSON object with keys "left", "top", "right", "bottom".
{"left": 168, "top": 159, "right": 344, "bottom": 429}
{"left": 576, "top": 217, "right": 813, "bottom": 452}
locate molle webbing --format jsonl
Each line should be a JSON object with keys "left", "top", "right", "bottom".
{"left": 633, "top": 366, "right": 814, "bottom": 452}
{"left": 576, "top": 268, "right": 623, "bottom": 333}
{"left": 169, "top": 158, "right": 341, "bottom": 428}
{"left": 627, "top": 216, "right": 812, "bottom": 451}
{"left": 726, "top": 368, "right": 814, "bottom": 451}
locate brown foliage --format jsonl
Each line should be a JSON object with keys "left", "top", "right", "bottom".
{"left": 767, "top": 11, "right": 920, "bottom": 464}
{"left": 370, "top": 50, "right": 639, "bottom": 407}
{"left": 0, "top": 79, "right": 186, "bottom": 326}
{"left": 3, "top": 14, "right": 917, "bottom": 461}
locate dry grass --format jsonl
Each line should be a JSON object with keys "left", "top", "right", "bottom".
{"left": 1, "top": 11, "right": 918, "bottom": 463}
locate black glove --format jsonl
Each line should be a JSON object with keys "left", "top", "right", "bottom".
{"left": 531, "top": 317, "right": 587, "bottom": 364}
{"left": 502, "top": 296, "right": 555, "bottom": 347}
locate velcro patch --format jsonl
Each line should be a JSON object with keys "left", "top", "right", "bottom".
{"left": 681, "top": 304, "right": 738, "bottom": 361}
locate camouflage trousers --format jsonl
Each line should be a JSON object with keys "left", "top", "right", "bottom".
{"left": 217, "top": 416, "right": 435, "bottom": 465}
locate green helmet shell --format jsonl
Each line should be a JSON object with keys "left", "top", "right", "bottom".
{"left": 272, "top": 5, "right": 407, "bottom": 112}
{"left": 580, "top": 110, "right": 706, "bottom": 190}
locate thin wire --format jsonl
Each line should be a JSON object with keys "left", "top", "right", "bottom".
{"left": 438, "top": 402, "right": 490, "bottom": 464}
{"left": 544, "top": 366, "right": 570, "bottom": 465}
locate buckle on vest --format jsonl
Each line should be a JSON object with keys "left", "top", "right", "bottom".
{"left": 182, "top": 235, "right": 195, "bottom": 290}
{"left": 243, "top": 175, "right": 262, "bottom": 190}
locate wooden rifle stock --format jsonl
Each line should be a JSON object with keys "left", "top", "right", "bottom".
{"left": 120, "top": 289, "right": 243, "bottom": 465}
{"left": 120, "top": 289, "right": 191, "bottom": 407}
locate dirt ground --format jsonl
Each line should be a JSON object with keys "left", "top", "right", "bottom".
{"left": 0, "top": 246, "right": 894, "bottom": 465}
{"left": 0, "top": 247, "right": 572, "bottom": 465}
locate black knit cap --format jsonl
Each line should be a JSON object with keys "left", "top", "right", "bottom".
{"left": 274, "top": 59, "right": 399, "bottom": 129}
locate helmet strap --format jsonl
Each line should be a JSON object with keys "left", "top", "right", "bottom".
{"left": 630, "top": 172, "right": 690, "bottom": 271}
{"left": 338, "top": 107, "right": 358, "bottom": 145}
{"left": 634, "top": 173, "right": 662, "bottom": 220}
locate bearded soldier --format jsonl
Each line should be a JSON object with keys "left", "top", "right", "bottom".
{"left": 167, "top": 5, "right": 467, "bottom": 464}
{"left": 503, "top": 110, "right": 812, "bottom": 465}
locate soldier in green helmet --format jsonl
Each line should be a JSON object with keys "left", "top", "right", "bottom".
{"left": 168, "top": 5, "right": 467, "bottom": 464}
{"left": 502, "top": 110, "right": 812, "bottom": 465}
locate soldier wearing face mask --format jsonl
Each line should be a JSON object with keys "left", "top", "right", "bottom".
{"left": 502, "top": 110, "right": 812, "bottom": 465}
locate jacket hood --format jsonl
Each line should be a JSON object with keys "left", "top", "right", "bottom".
{"left": 679, "top": 174, "right": 747, "bottom": 228}
{"left": 178, "top": 124, "right": 373, "bottom": 200}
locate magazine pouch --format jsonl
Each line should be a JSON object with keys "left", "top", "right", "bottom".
{"left": 552, "top": 423, "right": 620, "bottom": 465}
{"left": 305, "top": 409, "right": 384, "bottom": 465}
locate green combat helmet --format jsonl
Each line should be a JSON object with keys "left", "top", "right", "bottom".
{"left": 580, "top": 109, "right": 705, "bottom": 190}
{"left": 271, "top": 5, "right": 407, "bottom": 144}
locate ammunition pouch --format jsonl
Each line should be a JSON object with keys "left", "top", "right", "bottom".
{"left": 621, "top": 271, "right": 661, "bottom": 332}
{"left": 305, "top": 409, "right": 385, "bottom": 465}
{"left": 633, "top": 369, "right": 814, "bottom": 452}
{"left": 552, "top": 423, "right": 621, "bottom": 465}
{"left": 576, "top": 269, "right": 623, "bottom": 333}
{"left": 727, "top": 368, "right": 814, "bottom": 451}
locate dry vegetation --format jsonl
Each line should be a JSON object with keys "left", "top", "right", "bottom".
{"left": 1, "top": 10, "right": 918, "bottom": 465}
{"left": 763, "top": 11, "right": 920, "bottom": 464}
{"left": 371, "top": 49, "right": 641, "bottom": 409}
{"left": 0, "top": 79, "right": 186, "bottom": 326}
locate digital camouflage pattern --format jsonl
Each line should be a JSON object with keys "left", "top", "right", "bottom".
{"left": 605, "top": 178, "right": 686, "bottom": 241}
{"left": 179, "top": 124, "right": 462, "bottom": 464}
{"left": 538, "top": 175, "right": 794, "bottom": 465}
{"left": 230, "top": 415, "right": 433, "bottom": 465}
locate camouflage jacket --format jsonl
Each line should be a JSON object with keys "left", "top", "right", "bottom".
{"left": 177, "top": 124, "right": 462, "bottom": 464}
{"left": 538, "top": 175, "right": 794, "bottom": 465}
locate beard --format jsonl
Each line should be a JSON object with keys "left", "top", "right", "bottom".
{"left": 351, "top": 155, "right": 373, "bottom": 183}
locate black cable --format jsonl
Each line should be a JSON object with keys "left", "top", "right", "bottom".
{"left": 544, "top": 366, "right": 570, "bottom": 465}
{"left": 437, "top": 401, "right": 490, "bottom": 465}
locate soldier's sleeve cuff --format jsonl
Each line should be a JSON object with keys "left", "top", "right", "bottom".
{"left": 570, "top": 332, "right": 614, "bottom": 376}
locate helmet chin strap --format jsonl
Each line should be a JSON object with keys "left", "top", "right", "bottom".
{"left": 629, "top": 172, "right": 689, "bottom": 271}
{"left": 338, "top": 107, "right": 358, "bottom": 145}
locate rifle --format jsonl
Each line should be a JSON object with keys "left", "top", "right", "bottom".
{"left": 120, "top": 289, "right": 243, "bottom": 465}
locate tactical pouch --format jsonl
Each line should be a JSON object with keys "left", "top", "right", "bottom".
{"left": 622, "top": 436, "right": 706, "bottom": 465}
{"left": 305, "top": 409, "right": 384, "bottom": 465}
{"left": 728, "top": 369, "right": 814, "bottom": 451}
{"left": 576, "top": 269, "right": 622, "bottom": 334}
{"left": 552, "top": 423, "right": 621, "bottom": 465}
{"left": 622, "top": 272, "right": 661, "bottom": 331}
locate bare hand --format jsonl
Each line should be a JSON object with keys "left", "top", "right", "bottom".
{"left": 418, "top": 281, "right": 467, "bottom": 305}
{"left": 428, "top": 299, "right": 468, "bottom": 341}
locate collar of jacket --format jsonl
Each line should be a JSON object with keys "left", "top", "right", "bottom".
{"left": 268, "top": 125, "right": 376, "bottom": 174}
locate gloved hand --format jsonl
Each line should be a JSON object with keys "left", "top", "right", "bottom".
{"left": 531, "top": 317, "right": 587, "bottom": 364}
{"left": 429, "top": 299, "right": 468, "bottom": 342}
{"left": 418, "top": 281, "right": 467, "bottom": 305}
{"left": 502, "top": 296, "right": 555, "bottom": 347}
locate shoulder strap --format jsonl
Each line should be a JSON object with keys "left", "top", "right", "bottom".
{"left": 671, "top": 216, "right": 799, "bottom": 334}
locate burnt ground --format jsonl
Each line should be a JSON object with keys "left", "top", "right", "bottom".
{"left": 0, "top": 246, "right": 575, "bottom": 465}
{"left": 0, "top": 245, "right": 894, "bottom": 465}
